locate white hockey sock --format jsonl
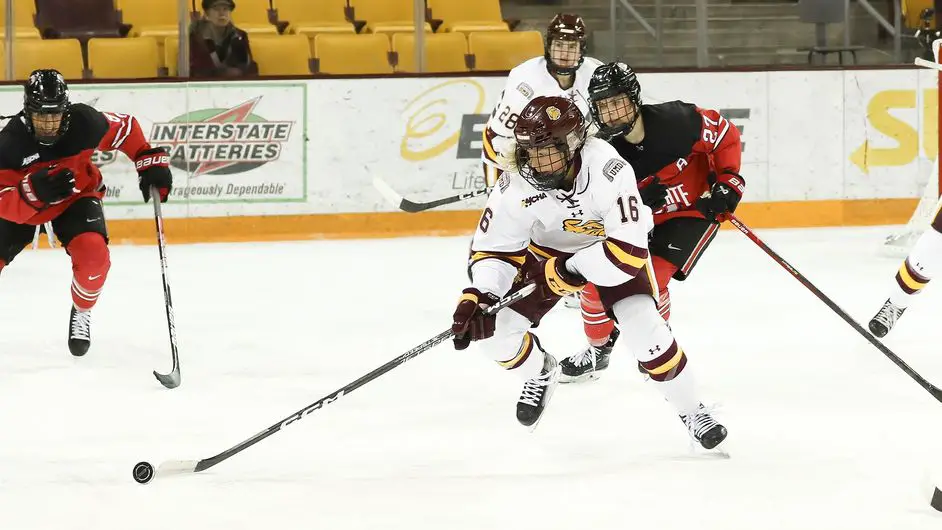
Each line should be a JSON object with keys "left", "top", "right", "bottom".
{"left": 612, "top": 295, "right": 701, "bottom": 416}
{"left": 483, "top": 308, "right": 547, "bottom": 380}
{"left": 890, "top": 227, "right": 942, "bottom": 307}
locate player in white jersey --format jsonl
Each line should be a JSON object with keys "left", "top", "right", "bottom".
{"left": 481, "top": 13, "right": 603, "bottom": 186}
{"left": 451, "top": 95, "right": 728, "bottom": 449}
{"left": 868, "top": 206, "right": 942, "bottom": 337}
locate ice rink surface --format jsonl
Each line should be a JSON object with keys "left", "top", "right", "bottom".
{"left": 1, "top": 225, "right": 942, "bottom": 529}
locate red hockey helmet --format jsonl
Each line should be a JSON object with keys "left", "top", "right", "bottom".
{"left": 545, "top": 14, "right": 587, "bottom": 76}
{"left": 514, "top": 96, "right": 587, "bottom": 191}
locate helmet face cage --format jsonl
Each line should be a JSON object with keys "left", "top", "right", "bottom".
{"left": 588, "top": 63, "right": 642, "bottom": 140}
{"left": 24, "top": 69, "right": 70, "bottom": 146}
{"left": 515, "top": 124, "right": 587, "bottom": 191}
{"left": 544, "top": 14, "right": 587, "bottom": 76}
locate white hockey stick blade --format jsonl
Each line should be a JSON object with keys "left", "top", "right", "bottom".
{"left": 372, "top": 176, "right": 404, "bottom": 206}
{"left": 155, "top": 459, "right": 199, "bottom": 478}
{"left": 915, "top": 57, "right": 942, "bottom": 71}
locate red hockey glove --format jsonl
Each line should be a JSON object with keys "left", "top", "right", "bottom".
{"left": 638, "top": 175, "right": 668, "bottom": 210}
{"left": 695, "top": 170, "right": 745, "bottom": 222}
{"left": 452, "top": 288, "right": 500, "bottom": 350}
{"left": 18, "top": 165, "right": 75, "bottom": 209}
{"left": 135, "top": 147, "right": 172, "bottom": 203}
{"left": 524, "top": 256, "right": 586, "bottom": 298}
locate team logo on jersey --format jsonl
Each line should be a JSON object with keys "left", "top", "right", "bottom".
{"left": 521, "top": 192, "right": 546, "bottom": 207}
{"left": 562, "top": 219, "right": 606, "bottom": 237}
{"left": 603, "top": 159, "right": 627, "bottom": 181}
{"left": 149, "top": 97, "right": 294, "bottom": 177}
{"left": 546, "top": 106, "right": 561, "bottom": 121}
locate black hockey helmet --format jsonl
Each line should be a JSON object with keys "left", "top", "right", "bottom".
{"left": 23, "top": 69, "right": 71, "bottom": 146}
{"left": 545, "top": 14, "right": 587, "bottom": 76}
{"left": 588, "top": 62, "right": 642, "bottom": 140}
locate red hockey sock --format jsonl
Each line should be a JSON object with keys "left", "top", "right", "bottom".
{"left": 581, "top": 282, "right": 615, "bottom": 347}
{"left": 652, "top": 255, "right": 678, "bottom": 321}
{"left": 67, "top": 233, "right": 110, "bottom": 310}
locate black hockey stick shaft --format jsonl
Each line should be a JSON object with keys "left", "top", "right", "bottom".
{"left": 728, "top": 214, "right": 942, "bottom": 402}
{"left": 151, "top": 187, "right": 181, "bottom": 389}
{"left": 399, "top": 187, "right": 489, "bottom": 213}
{"left": 156, "top": 283, "right": 536, "bottom": 477}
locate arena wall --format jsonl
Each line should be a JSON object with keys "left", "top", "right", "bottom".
{"left": 18, "top": 68, "right": 934, "bottom": 244}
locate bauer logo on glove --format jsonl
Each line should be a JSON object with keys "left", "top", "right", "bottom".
{"left": 135, "top": 147, "right": 173, "bottom": 203}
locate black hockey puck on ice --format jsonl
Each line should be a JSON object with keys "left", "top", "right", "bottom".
{"left": 133, "top": 461, "right": 155, "bottom": 484}
{"left": 931, "top": 487, "right": 942, "bottom": 512}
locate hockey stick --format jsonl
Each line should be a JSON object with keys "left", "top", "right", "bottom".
{"left": 150, "top": 186, "right": 181, "bottom": 390}
{"left": 372, "top": 176, "right": 489, "bottom": 213}
{"left": 915, "top": 57, "right": 942, "bottom": 71}
{"left": 727, "top": 214, "right": 942, "bottom": 403}
{"left": 143, "top": 283, "right": 537, "bottom": 481}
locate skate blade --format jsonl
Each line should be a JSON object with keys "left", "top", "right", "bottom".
{"left": 559, "top": 371, "right": 602, "bottom": 384}
{"left": 527, "top": 366, "right": 561, "bottom": 433}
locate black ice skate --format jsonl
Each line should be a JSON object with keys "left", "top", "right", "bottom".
{"left": 516, "top": 352, "right": 560, "bottom": 430}
{"left": 69, "top": 306, "right": 92, "bottom": 356}
{"left": 560, "top": 327, "right": 620, "bottom": 384}
{"left": 868, "top": 299, "right": 905, "bottom": 338}
{"left": 680, "top": 404, "right": 727, "bottom": 450}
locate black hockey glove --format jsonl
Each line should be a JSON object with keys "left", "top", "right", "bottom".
{"left": 452, "top": 288, "right": 500, "bottom": 350}
{"left": 18, "top": 165, "right": 75, "bottom": 209}
{"left": 695, "top": 171, "right": 745, "bottom": 222}
{"left": 638, "top": 176, "right": 668, "bottom": 210}
{"left": 135, "top": 147, "right": 173, "bottom": 203}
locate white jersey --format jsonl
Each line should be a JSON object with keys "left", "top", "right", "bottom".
{"left": 482, "top": 56, "right": 603, "bottom": 177}
{"left": 469, "top": 137, "right": 654, "bottom": 298}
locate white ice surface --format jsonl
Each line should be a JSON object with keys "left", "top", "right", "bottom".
{"left": 1, "top": 226, "right": 941, "bottom": 529}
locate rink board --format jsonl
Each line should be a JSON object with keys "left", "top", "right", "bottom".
{"left": 2, "top": 69, "right": 932, "bottom": 242}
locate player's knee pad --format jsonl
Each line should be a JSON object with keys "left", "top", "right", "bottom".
{"left": 612, "top": 295, "right": 687, "bottom": 382}
{"left": 67, "top": 232, "right": 110, "bottom": 274}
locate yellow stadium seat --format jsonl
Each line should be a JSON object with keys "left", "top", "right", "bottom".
{"left": 392, "top": 32, "right": 467, "bottom": 73}
{"left": 0, "top": 0, "right": 40, "bottom": 39}
{"left": 118, "top": 0, "right": 183, "bottom": 40}
{"left": 314, "top": 33, "right": 392, "bottom": 75}
{"left": 427, "top": 0, "right": 507, "bottom": 33}
{"left": 230, "top": 0, "right": 278, "bottom": 35}
{"left": 349, "top": 0, "right": 431, "bottom": 35}
{"left": 13, "top": 38, "right": 84, "bottom": 80}
{"left": 469, "top": 31, "right": 543, "bottom": 71}
{"left": 164, "top": 36, "right": 179, "bottom": 75}
{"left": 903, "top": 0, "right": 933, "bottom": 29}
{"left": 89, "top": 37, "right": 160, "bottom": 79}
{"left": 250, "top": 34, "right": 311, "bottom": 75}
{"left": 274, "top": 0, "right": 354, "bottom": 38}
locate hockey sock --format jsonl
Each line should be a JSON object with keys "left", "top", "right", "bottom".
{"left": 891, "top": 227, "right": 942, "bottom": 307}
{"left": 487, "top": 308, "right": 547, "bottom": 380}
{"left": 67, "top": 233, "right": 110, "bottom": 311}
{"left": 613, "top": 294, "right": 701, "bottom": 415}
{"left": 581, "top": 283, "right": 614, "bottom": 347}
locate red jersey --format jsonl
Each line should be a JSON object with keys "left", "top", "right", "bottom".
{"left": 0, "top": 103, "right": 153, "bottom": 225}
{"left": 608, "top": 101, "right": 743, "bottom": 225}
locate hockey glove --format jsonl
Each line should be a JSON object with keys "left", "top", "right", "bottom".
{"left": 18, "top": 165, "right": 75, "bottom": 209}
{"left": 695, "top": 170, "right": 745, "bottom": 222}
{"left": 135, "top": 147, "right": 173, "bottom": 203}
{"left": 525, "top": 256, "right": 587, "bottom": 298}
{"left": 638, "top": 175, "right": 669, "bottom": 210}
{"left": 452, "top": 288, "right": 500, "bottom": 350}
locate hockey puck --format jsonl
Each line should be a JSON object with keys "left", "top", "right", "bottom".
{"left": 132, "top": 461, "right": 155, "bottom": 485}
{"left": 932, "top": 486, "right": 942, "bottom": 512}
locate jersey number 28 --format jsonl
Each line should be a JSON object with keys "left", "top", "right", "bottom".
{"left": 497, "top": 106, "right": 518, "bottom": 129}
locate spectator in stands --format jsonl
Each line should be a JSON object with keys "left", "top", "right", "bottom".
{"left": 189, "top": 0, "right": 259, "bottom": 77}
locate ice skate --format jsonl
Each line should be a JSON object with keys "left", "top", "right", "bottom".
{"left": 560, "top": 328, "right": 620, "bottom": 383}
{"left": 69, "top": 306, "right": 92, "bottom": 356}
{"left": 868, "top": 298, "right": 905, "bottom": 338}
{"left": 516, "top": 352, "right": 560, "bottom": 430}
